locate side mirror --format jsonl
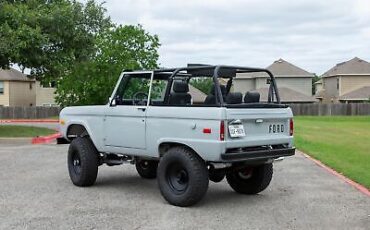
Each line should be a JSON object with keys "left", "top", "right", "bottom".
{"left": 112, "top": 100, "right": 117, "bottom": 106}
{"left": 109, "top": 97, "right": 116, "bottom": 106}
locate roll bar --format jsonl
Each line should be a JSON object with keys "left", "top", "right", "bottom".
{"left": 154, "top": 65, "right": 280, "bottom": 105}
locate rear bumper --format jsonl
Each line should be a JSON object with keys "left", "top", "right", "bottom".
{"left": 220, "top": 147, "right": 295, "bottom": 162}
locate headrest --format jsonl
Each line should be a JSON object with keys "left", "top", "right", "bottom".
{"left": 226, "top": 92, "right": 243, "bottom": 104}
{"left": 173, "top": 81, "right": 189, "bottom": 93}
{"left": 210, "top": 85, "right": 226, "bottom": 95}
{"left": 244, "top": 91, "right": 260, "bottom": 103}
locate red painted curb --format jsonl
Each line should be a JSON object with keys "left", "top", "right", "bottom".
{"left": 0, "top": 119, "right": 59, "bottom": 123}
{"left": 32, "top": 133, "right": 62, "bottom": 144}
{"left": 300, "top": 152, "right": 370, "bottom": 197}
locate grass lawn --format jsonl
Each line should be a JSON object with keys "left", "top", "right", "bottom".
{"left": 0, "top": 125, "right": 56, "bottom": 137}
{"left": 294, "top": 116, "right": 370, "bottom": 189}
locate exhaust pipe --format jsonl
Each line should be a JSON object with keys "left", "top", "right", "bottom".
{"left": 274, "top": 157, "right": 285, "bottom": 162}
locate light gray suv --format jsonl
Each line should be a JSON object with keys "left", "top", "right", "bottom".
{"left": 59, "top": 65, "right": 295, "bottom": 207}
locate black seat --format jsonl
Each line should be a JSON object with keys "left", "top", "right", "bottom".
{"left": 169, "top": 81, "right": 191, "bottom": 105}
{"left": 244, "top": 91, "right": 260, "bottom": 103}
{"left": 226, "top": 92, "right": 243, "bottom": 104}
{"left": 204, "top": 85, "right": 226, "bottom": 105}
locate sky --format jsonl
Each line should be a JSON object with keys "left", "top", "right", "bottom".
{"left": 95, "top": 0, "right": 370, "bottom": 75}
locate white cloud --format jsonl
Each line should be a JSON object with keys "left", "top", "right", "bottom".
{"left": 98, "top": 0, "right": 370, "bottom": 74}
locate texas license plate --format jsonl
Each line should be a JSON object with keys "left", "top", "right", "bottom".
{"left": 228, "top": 124, "right": 245, "bottom": 137}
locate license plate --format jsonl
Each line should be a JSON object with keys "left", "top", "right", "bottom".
{"left": 228, "top": 124, "right": 245, "bottom": 137}
{"left": 268, "top": 124, "right": 285, "bottom": 133}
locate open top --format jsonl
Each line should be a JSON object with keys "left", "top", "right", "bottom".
{"left": 110, "top": 65, "right": 286, "bottom": 108}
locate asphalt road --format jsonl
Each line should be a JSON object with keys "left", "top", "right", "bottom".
{"left": 0, "top": 144, "right": 369, "bottom": 230}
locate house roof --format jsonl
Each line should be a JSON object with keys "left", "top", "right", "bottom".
{"left": 189, "top": 85, "right": 207, "bottom": 103}
{"left": 339, "top": 86, "right": 370, "bottom": 101}
{"left": 236, "top": 58, "right": 314, "bottom": 78}
{"left": 254, "top": 87, "right": 315, "bottom": 103}
{"left": 0, "top": 68, "right": 34, "bottom": 82}
{"left": 267, "top": 58, "right": 314, "bottom": 77}
{"left": 322, "top": 57, "right": 370, "bottom": 78}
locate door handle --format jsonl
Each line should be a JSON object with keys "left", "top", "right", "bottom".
{"left": 136, "top": 106, "right": 146, "bottom": 111}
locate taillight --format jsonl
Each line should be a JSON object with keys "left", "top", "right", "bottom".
{"left": 289, "top": 118, "right": 294, "bottom": 136}
{"left": 220, "top": 120, "right": 225, "bottom": 141}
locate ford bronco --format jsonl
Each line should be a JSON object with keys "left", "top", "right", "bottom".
{"left": 59, "top": 65, "right": 295, "bottom": 207}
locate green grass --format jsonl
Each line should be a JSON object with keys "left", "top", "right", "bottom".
{"left": 47, "top": 116, "right": 59, "bottom": 120}
{"left": 0, "top": 125, "right": 56, "bottom": 137}
{"left": 294, "top": 116, "right": 370, "bottom": 189}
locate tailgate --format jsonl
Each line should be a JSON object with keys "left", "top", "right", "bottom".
{"left": 224, "top": 108, "right": 293, "bottom": 149}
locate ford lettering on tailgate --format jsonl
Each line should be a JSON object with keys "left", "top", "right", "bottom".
{"left": 269, "top": 124, "right": 284, "bottom": 133}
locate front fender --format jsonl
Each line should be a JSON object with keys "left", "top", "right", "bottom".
{"left": 60, "top": 118, "right": 103, "bottom": 151}
{"left": 59, "top": 106, "right": 106, "bottom": 151}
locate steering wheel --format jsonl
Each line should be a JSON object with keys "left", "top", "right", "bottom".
{"left": 132, "top": 92, "right": 148, "bottom": 105}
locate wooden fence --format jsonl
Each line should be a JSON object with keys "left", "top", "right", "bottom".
{"left": 289, "top": 103, "right": 370, "bottom": 116}
{"left": 0, "top": 106, "right": 61, "bottom": 119}
{"left": 0, "top": 103, "right": 369, "bottom": 119}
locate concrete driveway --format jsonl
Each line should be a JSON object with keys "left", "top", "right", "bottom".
{"left": 0, "top": 144, "right": 369, "bottom": 230}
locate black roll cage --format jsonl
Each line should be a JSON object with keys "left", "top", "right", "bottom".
{"left": 153, "top": 65, "right": 280, "bottom": 106}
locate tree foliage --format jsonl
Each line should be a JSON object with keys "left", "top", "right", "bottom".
{"left": 312, "top": 74, "right": 320, "bottom": 95}
{"left": 0, "top": 0, "right": 111, "bottom": 81}
{"left": 0, "top": 1, "right": 161, "bottom": 106}
{"left": 190, "top": 77, "right": 214, "bottom": 94}
{"left": 55, "top": 25, "right": 160, "bottom": 106}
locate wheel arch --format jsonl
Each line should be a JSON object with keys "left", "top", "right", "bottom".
{"left": 66, "top": 123, "right": 101, "bottom": 153}
{"left": 158, "top": 141, "right": 201, "bottom": 159}
{"left": 66, "top": 124, "right": 89, "bottom": 140}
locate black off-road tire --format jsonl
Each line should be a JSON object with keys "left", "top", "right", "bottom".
{"left": 157, "top": 147, "right": 209, "bottom": 207}
{"left": 226, "top": 163, "right": 273, "bottom": 194}
{"left": 68, "top": 137, "right": 99, "bottom": 187}
{"left": 135, "top": 159, "right": 158, "bottom": 179}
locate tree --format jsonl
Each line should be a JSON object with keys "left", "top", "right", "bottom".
{"left": 190, "top": 77, "right": 213, "bottom": 94}
{"left": 55, "top": 25, "right": 160, "bottom": 106}
{"left": 0, "top": 0, "right": 112, "bottom": 82}
{"left": 312, "top": 74, "right": 320, "bottom": 95}
{"left": 0, "top": 1, "right": 160, "bottom": 106}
